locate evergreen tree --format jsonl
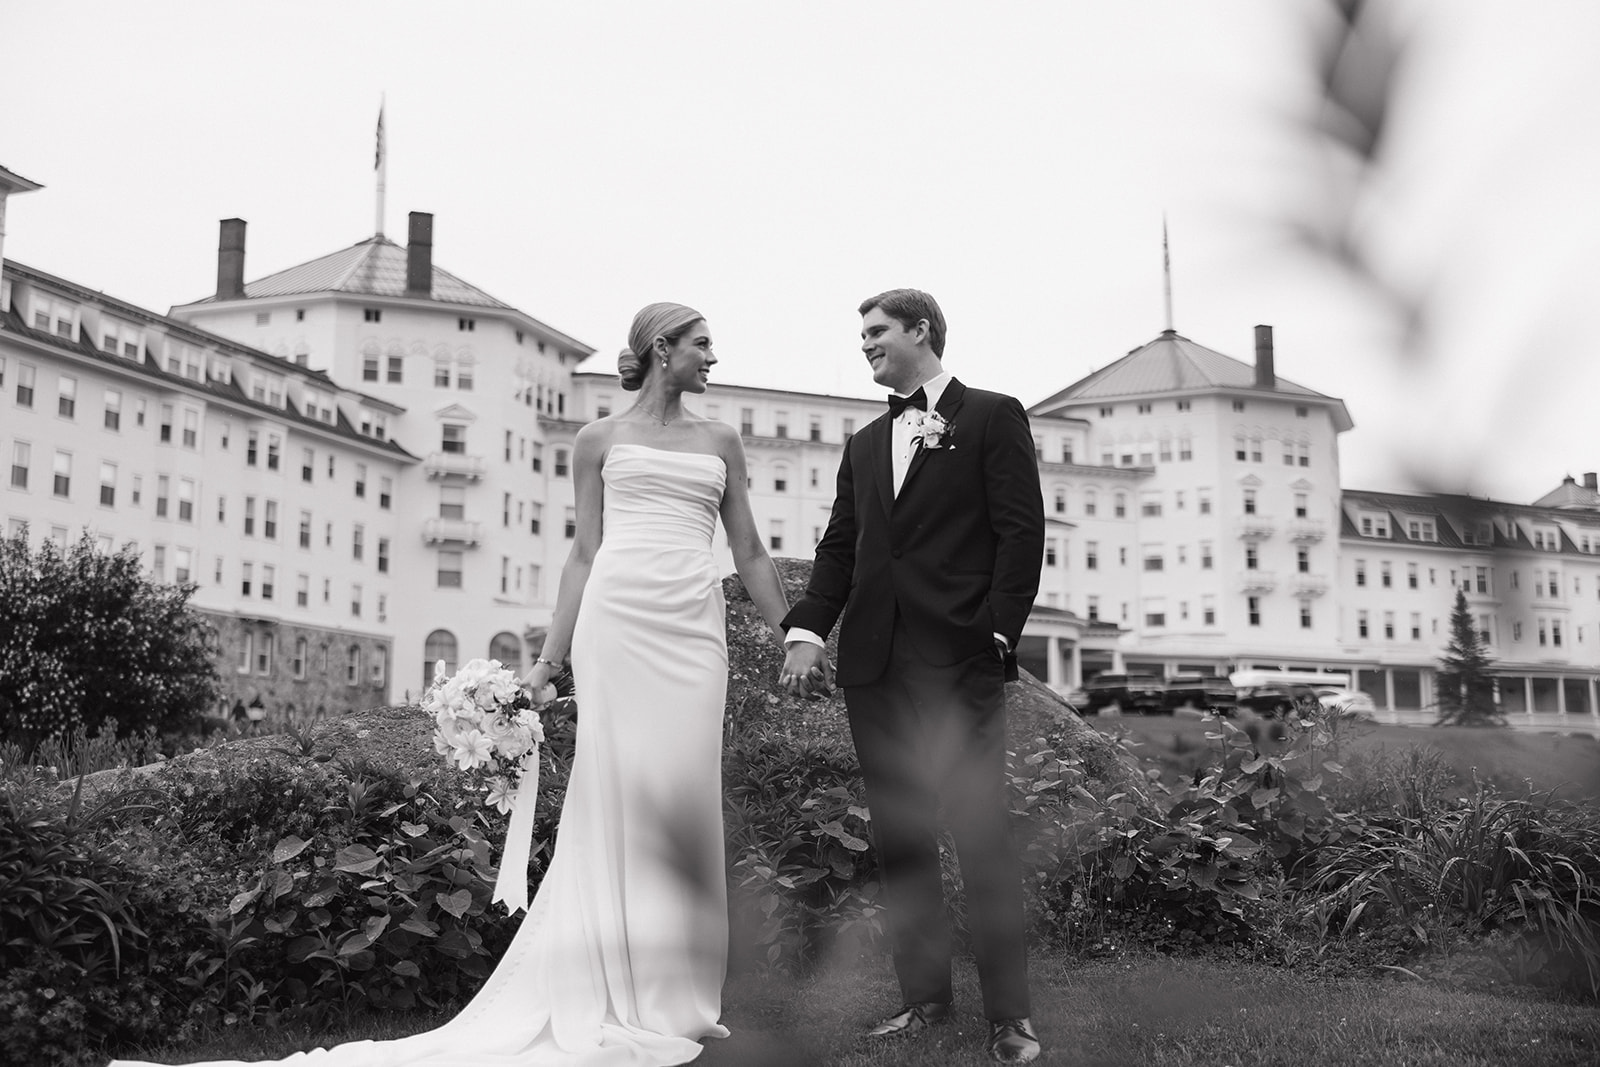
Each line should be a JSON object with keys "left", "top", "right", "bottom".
{"left": 1435, "top": 587, "right": 1502, "bottom": 726}
{"left": 0, "top": 529, "right": 220, "bottom": 745}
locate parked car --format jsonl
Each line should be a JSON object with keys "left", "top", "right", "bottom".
{"left": 1162, "top": 673, "right": 1238, "bottom": 716}
{"left": 1082, "top": 672, "right": 1166, "bottom": 715}
{"left": 1312, "top": 686, "right": 1378, "bottom": 720}
{"left": 1234, "top": 683, "right": 1318, "bottom": 718}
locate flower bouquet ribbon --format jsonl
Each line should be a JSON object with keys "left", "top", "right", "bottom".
{"left": 426, "top": 658, "right": 550, "bottom": 914}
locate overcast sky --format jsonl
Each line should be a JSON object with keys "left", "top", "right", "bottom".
{"left": 3, "top": 1, "right": 1596, "bottom": 503}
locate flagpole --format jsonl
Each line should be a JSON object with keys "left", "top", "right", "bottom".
{"left": 1162, "top": 214, "right": 1174, "bottom": 332}
{"left": 375, "top": 95, "right": 387, "bottom": 237}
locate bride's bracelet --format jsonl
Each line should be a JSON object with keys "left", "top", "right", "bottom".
{"left": 534, "top": 656, "right": 562, "bottom": 668}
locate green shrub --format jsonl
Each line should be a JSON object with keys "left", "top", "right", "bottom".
{"left": 1305, "top": 781, "right": 1600, "bottom": 996}
{"left": 0, "top": 530, "right": 220, "bottom": 745}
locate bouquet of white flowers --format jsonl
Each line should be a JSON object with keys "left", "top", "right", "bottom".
{"left": 424, "top": 657, "right": 555, "bottom": 912}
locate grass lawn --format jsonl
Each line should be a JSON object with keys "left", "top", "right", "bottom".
{"left": 1091, "top": 714, "right": 1600, "bottom": 801}
{"left": 101, "top": 951, "right": 1600, "bottom": 1067}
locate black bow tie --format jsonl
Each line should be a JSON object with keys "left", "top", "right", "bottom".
{"left": 887, "top": 388, "right": 928, "bottom": 418}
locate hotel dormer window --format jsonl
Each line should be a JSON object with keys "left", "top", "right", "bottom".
{"left": 101, "top": 319, "right": 143, "bottom": 360}
{"left": 1406, "top": 518, "right": 1437, "bottom": 542}
{"left": 1532, "top": 526, "right": 1560, "bottom": 551}
{"left": 31, "top": 293, "right": 76, "bottom": 338}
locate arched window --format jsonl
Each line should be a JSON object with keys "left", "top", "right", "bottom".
{"left": 489, "top": 632, "right": 522, "bottom": 672}
{"left": 347, "top": 644, "right": 362, "bottom": 686}
{"left": 424, "top": 629, "right": 458, "bottom": 688}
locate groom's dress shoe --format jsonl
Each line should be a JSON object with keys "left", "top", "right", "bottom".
{"left": 866, "top": 1001, "right": 951, "bottom": 1038}
{"left": 988, "top": 1018, "right": 1040, "bottom": 1063}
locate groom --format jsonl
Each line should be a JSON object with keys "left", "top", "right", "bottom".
{"left": 780, "top": 289, "right": 1046, "bottom": 1063}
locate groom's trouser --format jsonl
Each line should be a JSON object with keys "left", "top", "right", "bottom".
{"left": 845, "top": 616, "right": 1031, "bottom": 1021}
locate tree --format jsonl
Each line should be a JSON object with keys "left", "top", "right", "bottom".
{"left": 0, "top": 529, "right": 220, "bottom": 746}
{"left": 1434, "top": 587, "right": 1501, "bottom": 726}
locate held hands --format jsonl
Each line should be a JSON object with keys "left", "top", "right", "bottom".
{"left": 779, "top": 642, "right": 834, "bottom": 699}
{"left": 522, "top": 659, "right": 560, "bottom": 704}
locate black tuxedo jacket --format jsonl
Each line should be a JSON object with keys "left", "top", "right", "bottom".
{"left": 784, "top": 378, "right": 1046, "bottom": 688}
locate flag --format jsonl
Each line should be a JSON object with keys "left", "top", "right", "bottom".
{"left": 375, "top": 105, "right": 386, "bottom": 171}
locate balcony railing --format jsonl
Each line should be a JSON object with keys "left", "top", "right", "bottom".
{"left": 1238, "top": 569, "right": 1278, "bottom": 594}
{"left": 422, "top": 518, "right": 485, "bottom": 546}
{"left": 1236, "top": 516, "right": 1276, "bottom": 539}
{"left": 424, "top": 451, "right": 486, "bottom": 481}
{"left": 1289, "top": 573, "right": 1330, "bottom": 597}
{"left": 1286, "top": 519, "right": 1327, "bottom": 543}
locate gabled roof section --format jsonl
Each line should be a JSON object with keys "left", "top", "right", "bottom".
{"left": 1030, "top": 329, "right": 1353, "bottom": 431}
{"left": 1532, "top": 476, "right": 1600, "bottom": 512}
{"left": 183, "top": 235, "right": 512, "bottom": 309}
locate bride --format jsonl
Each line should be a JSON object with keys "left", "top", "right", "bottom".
{"left": 111, "top": 302, "right": 799, "bottom": 1067}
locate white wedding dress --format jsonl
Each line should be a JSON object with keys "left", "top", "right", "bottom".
{"left": 113, "top": 444, "right": 732, "bottom": 1067}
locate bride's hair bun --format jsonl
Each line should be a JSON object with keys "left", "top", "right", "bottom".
{"left": 617, "top": 347, "right": 646, "bottom": 392}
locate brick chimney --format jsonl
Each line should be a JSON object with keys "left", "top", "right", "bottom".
{"left": 1585, "top": 472, "right": 1598, "bottom": 491}
{"left": 406, "top": 211, "right": 433, "bottom": 298}
{"left": 1254, "top": 324, "right": 1276, "bottom": 390}
{"left": 216, "top": 218, "right": 247, "bottom": 301}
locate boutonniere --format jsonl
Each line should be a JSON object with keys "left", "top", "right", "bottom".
{"left": 912, "top": 411, "right": 954, "bottom": 450}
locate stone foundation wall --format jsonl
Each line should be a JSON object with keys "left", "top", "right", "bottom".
{"left": 202, "top": 611, "right": 393, "bottom": 721}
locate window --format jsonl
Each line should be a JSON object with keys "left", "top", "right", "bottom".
{"left": 266, "top": 435, "right": 280, "bottom": 471}
{"left": 1232, "top": 400, "right": 1245, "bottom": 412}
{"left": 1300, "top": 600, "right": 1313, "bottom": 629}
{"left": 346, "top": 644, "right": 362, "bottom": 684}
{"left": 297, "top": 574, "right": 309, "bottom": 608}
{"left": 1178, "top": 437, "right": 1193, "bottom": 461}
{"left": 555, "top": 449, "right": 570, "bottom": 477}
{"left": 1358, "top": 610, "right": 1369, "bottom": 638}
{"left": 354, "top": 464, "right": 367, "bottom": 499}
{"left": 261, "top": 565, "right": 276, "bottom": 601}
{"left": 1200, "top": 542, "right": 1213, "bottom": 569}
{"left": 178, "top": 478, "right": 195, "bottom": 522}
{"left": 456, "top": 355, "right": 475, "bottom": 391}
{"left": 264, "top": 500, "right": 278, "bottom": 540}
{"left": 1085, "top": 542, "right": 1098, "bottom": 570}
{"left": 439, "top": 485, "right": 465, "bottom": 520}
{"left": 386, "top": 354, "right": 403, "bottom": 384}
{"left": 1086, "top": 596, "right": 1100, "bottom": 622}
{"left": 15, "top": 363, "right": 35, "bottom": 407}
{"left": 1250, "top": 437, "right": 1262, "bottom": 463}
{"left": 371, "top": 646, "right": 388, "bottom": 685}
{"left": 99, "top": 461, "right": 116, "bottom": 506}
{"left": 1476, "top": 566, "right": 1489, "bottom": 594}
{"left": 1083, "top": 490, "right": 1097, "bottom": 516}
{"left": 10, "top": 441, "right": 30, "bottom": 489}
{"left": 101, "top": 319, "right": 142, "bottom": 358}
{"left": 1143, "top": 547, "right": 1164, "bottom": 571}
{"left": 740, "top": 408, "right": 755, "bottom": 435}
{"left": 151, "top": 545, "right": 166, "bottom": 580}
{"left": 255, "top": 631, "right": 274, "bottom": 674}
{"left": 378, "top": 537, "right": 389, "bottom": 573}
{"left": 1247, "top": 596, "right": 1261, "bottom": 626}
{"left": 1202, "top": 596, "right": 1216, "bottom": 626}
{"left": 1355, "top": 559, "right": 1366, "bottom": 586}
{"left": 1243, "top": 489, "right": 1257, "bottom": 515}
{"left": 363, "top": 353, "right": 380, "bottom": 381}
{"left": 842, "top": 417, "right": 855, "bottom": 442}
{"left": 1053, "top": 488, "right": 1066, "bottom": 514}
{"left": 159, "top": 404, "right": 174, "bottom": 443}
{"left": 769, "top": 520, "right": 784, "bottom": 551}
{"left": 156, "top": 475, "right": 170, "bottom": 518}
{"left": 364, "top": 307, "right": 382, "bottom": 323}
{"left": 1410, "top": 613, "right": 1422, "bottom": 641}
{"left": 173, "top": 548, "right": 191, "bottom": 583}
{"left": 243, "top": 496, "right": 256, "bottom": 535}
{"left": 379, "top": 476, "right": 392, "bottom": 509}
{"left": 246, "top": 430, "right": 258, "bottom": 466}
{"left": 564, "top": 507, "right": 577, "bottom": 539}
{"left": 1293, "top": 493, "right": 1308, "bottom": 519}
{"left": 530, "top": 502, "right": 542, "bottom": 535}
{"left": 350, "top": 584, "right": 362, "bottom": 618}
{"left": 32, "top": 294, "right": 75, "bottom": 337}
{"left": 1381, "top": 562, "right": 1392, "bottom": 588}
{"left": 1045, "top": 539, "right": 1058, "bottom": 567}
{"left": 1098, "top": 406, "right": 1114, "bottom": 417}
{"left": 441, "top": 424, "right": 467, "bottom": 454}
{"left": 774, "top": 411, "right": 788, "bottom": 438}
{"left": 132, "top": 475, "right": 141, "bottom": 506}
{"left": 1141, "top": 493, "right": 1162, "bottom": 517}
{"left": 809, "top": 415, "right": 823, "bottom": 442}
{"left": 1407, "top": 518, "right": 1437, "bottom": 542}
{"left": 293, "top": 636, "right": 308, "bottom": 678}
{"left": 423, "top": 630, "right": 458, "bottom": 686}
{"left": 458, "top": 317, "right": 475, "bottom": 332}
{"left": 102, "top": 388, "right": 122, "bottom": 430}
{"left": 1245, "top": 543, "right": 1259, "bottom": 570}
{"left": 1114, "top": 493, "right": 1126, "bottom": 518}
{"left": 352, "top": 524, "right": 365, "bottom": 561}
{"left": 298, "top": 511, "right": 312, "bottom": 549}
{"left": 774, "top": 471, "right": 788, "bottom": 493}
{"left": 437, "top": 550, "right": 463, "bottom": 588}
{"left": 1297, "top": 547, "right": 1310, "bottom": 573}
{"left": 1384, "top": 611, "right": 1395, "bottom": 640}
{"left": 241, "top": 561, "right": 253, "bottom": 596}
{"left": 52, "top": 451, "right": 71, "bottom": 497}
{"left": 1198, "top": 492, "right": 1211, "bottom": 515}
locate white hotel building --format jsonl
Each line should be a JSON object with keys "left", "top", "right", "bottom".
{"left": 4, "top": 171, "right": 1599, "bottom": 725}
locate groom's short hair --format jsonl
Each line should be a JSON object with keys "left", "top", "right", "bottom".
{"left": 859, "top": 289, "right": 946, "bottom": 359}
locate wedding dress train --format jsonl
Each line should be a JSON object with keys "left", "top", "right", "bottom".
{"left": 112, "top": 444, "right": 732, "bottom": 1067}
